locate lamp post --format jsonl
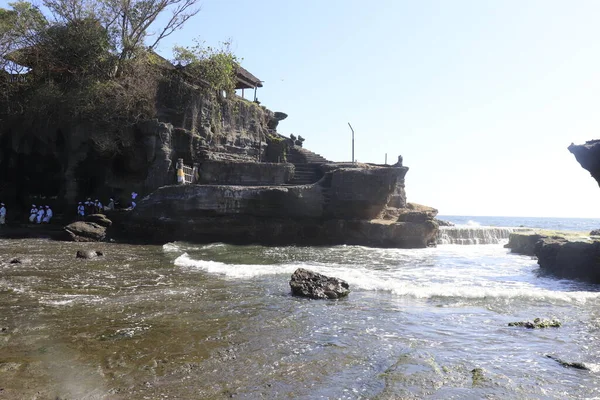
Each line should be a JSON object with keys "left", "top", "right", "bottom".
{"left": 347, "top": 122, "right": 355, "bottom": 164}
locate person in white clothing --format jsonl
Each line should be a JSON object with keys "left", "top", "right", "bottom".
{"left": 0, "top": 203, "right": 6, "bottom": 225}
{"left": 36, "top": 207, "right": 45, "bottom": 224}
{"left": 29, "top": 204, "right": 37, "bottom": 223}
{"left": 131, "top": 192, "right": 138, "bottom": 208}
{"left": 77, "top": 202, "right": 85, "bottom": 219}
{"left": 106, "top": 198, "right": 115, "bottom": 211}
{"left": 95, "top": 199, "right": 103, "bottom": 213}
{"left": 42, "top": 206, "right": 53, "bottom": 223}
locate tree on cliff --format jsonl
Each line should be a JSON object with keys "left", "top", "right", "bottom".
{"left": 173, "top": 39, "right": 239, "bottom": 94}
{"left": 41, "top": 0, "right": 200, "bottom": 75}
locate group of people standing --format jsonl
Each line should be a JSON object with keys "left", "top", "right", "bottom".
{"left": 0, "top": 191, "right": 140, "bottom": 226}
{"left": 28, "top": 204, "right": 54, "bottom": 224}
{"left": 77, "top": 198, "right": 109, "bottom": 219}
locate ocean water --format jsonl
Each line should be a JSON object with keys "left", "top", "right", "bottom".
{"left": 439, "top": 215, "right": 600, "bottom": 232}
{"left": 0, "top": 217, "right": 599, "bottom": 399}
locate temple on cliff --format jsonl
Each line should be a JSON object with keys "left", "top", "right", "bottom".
{"left": 0, "top": 44, "right": 440, "bottom": 248}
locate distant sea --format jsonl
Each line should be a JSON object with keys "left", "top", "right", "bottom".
{"left": 438, "top": 215, "right": 600, "bottom": 232}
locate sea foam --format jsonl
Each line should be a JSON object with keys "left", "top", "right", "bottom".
{"left": 173, "top": 253, "right": 600, "bottom": 304}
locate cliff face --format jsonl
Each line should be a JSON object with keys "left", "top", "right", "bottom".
{"left": 0, "top": 78, "right": 272, "bottom": 211}
{"left": 568, "top": 140, "right": 600, "bottom": 186}
{"left": 121, "top": 165, "right": 438, "bottom": 248}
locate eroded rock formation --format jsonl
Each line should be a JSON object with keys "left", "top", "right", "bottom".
{"left": 507, "top": 231, "right": 600, "bottom": 283}
{"left": 0, "top": 77, "right": 272, "bottom": 215}
{"left": 121, "top": 163, "right": 438, "bottom": 248}
{"left": 568, "top": 140, "right": 600, "bottom": 186}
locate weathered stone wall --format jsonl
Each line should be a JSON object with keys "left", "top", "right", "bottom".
{"left": 157, "top": 77, "right": 271, "bottom": 161}
{"left": 197, "top": 161, "right": 294, "bottom": 185}
{"left": 121, "top": 164, "right": 439, "bottom": 248}
{"left": 325, "top": 166, "right": 408, "bottom": 220}
{"left": 132, "top": 183, "right": 324, "bottom": 219}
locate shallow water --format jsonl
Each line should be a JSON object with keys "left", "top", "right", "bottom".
{"left": 1, "top": 238, "right": 600, "bottom": 399}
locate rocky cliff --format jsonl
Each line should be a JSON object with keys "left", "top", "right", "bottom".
{"left": 0, "top": 75, "right": 273, "bottom": 213}
{"left": 120, "top": 165, "right": 438, "bottom": 248}
{"left": 568, "top": 140, "right": 600, "bottom": 186}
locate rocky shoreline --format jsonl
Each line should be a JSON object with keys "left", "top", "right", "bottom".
{"left": 506, "top": 229, "right": 600, "bottom": 283}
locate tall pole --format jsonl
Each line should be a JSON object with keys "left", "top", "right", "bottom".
{"left": 348, "top": 122, "right": 354, "bottom": 164}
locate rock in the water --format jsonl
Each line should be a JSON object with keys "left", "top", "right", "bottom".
{"left": 590, "top": 229, "right": 600, "bottom": 236}
{"left": 85, "top": 214, "right": 113, "bottom": 227}
{"left": 546, "top": 354, "right": 590, "bottom": 370}
{"left": 64, "top": 221, "right": 106, "bottom": 242}
{"left": 76, "top": 250, "right": 104, "bottom": 259}
{"left": 508, "top": 318, "right": 561, "bottom": 329}
{"left": 289, "top": 268, "right": 350, "bottom": 299}
{"left": 9, "top": 257, "right": 31, "bottom": 264}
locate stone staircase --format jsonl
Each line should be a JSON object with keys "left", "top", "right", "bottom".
{"left": 287, "top": 147, "right": 329, "bottom": 164}
{"left": 287, "top": 147, "right": 329, "bottom": 185}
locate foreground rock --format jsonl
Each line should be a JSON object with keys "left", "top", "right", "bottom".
{"left": 289, "top": 268, "right": 350, "bottom": 299}
{"left": 508, "top": 318, "right": 561, "bottom": 329}
{"left": 64, "top": 221, "right": 107, "bottom": 242}
{"left": 507, "top": 230, "right": 600, "bottom": 283}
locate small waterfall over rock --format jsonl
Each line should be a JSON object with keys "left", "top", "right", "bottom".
{"left": 436, "top": 226, "right": 530, "bottom": 245}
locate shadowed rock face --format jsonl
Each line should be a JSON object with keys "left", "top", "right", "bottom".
{"left": 0, "top": 83, "right": 272, "bottom": 214}
{"left": 121, "top": 165, "right": 439, "bottom": 248}
{"left": 568, "top": 140, "right": 600, "bottom": 186}
{"left": 506, "top": 231, "right": 600, "bottom": 284}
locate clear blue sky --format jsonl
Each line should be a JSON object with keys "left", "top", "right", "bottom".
{"left": 6, "top": 0, "right": 600, "bottom": 217}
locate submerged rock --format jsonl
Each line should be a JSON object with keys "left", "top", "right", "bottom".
{"left": 9, "top": 258, "right": 31, "bottom": 264}
{"left": 546, "top": 354, "right": 590, "bottom": 370}
{"left": 76, "top": 250, "right": 104, "bottom": 259}
{"left": 64, "top": 221, "right": 106, "bottom": 242}
{"left": 289, "top": 268, "right": 350, "bottom": 299}
{"left": 508, "top": 318, "right": 561, "bottom": 329}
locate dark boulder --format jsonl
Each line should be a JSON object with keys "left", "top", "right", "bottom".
{"left": 85, "top": 214, "right": 113, "bottom": 228}
{"left": 289, "top": 268, "right": 350, "bottom": 299}
{"left": 590, "top": 229, "right": 600, "bottom": 236}
{"left": 9, "top": 257, "right": 31, "bottom": 264}
{"left": 76, "top": 250, "right": 104, "bottom": 259}
{"left": 64, "top": 221, "right": 106, "bottom": 242}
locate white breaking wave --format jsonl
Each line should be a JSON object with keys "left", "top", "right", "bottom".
{"left": 162, "top": 242, "right": 182, "bottom": 253}
{"left": 466, "top": 220, "right": 481, "bottom": 227}
{"left": 173, "top": 253, "right": 600, "bottom": 304}
{"left": 174, "top": 253, "right": 300, "bottom": 278}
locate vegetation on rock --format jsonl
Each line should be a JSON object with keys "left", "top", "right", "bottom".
{"left": 0, "top": 0, "right": 244, "bottom": 156}
{"left": 173, "top": 39, "right": 239, "bottom": 94}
